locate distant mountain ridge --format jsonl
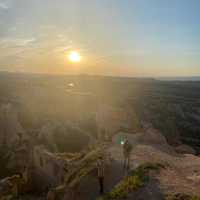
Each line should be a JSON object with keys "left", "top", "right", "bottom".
{"left": 157, "top": 76, "right": 200, "bottom": 81}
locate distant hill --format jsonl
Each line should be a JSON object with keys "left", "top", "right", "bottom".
{"left": 157, "top": 76, "right": 200, "bottom": 81}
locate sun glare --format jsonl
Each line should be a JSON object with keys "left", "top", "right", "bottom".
{"left": 68, "top": 51, "right": 81, "bottom": 63}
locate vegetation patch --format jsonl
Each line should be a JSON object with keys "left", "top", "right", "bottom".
{"left": 165, "top": 194, "right": 200, "bottom": 200}
{"left": 97, "top": 162, "right": 164, "bottom": 200}
{"left": 65, "top": 147, "right": 105, "bottom": 188}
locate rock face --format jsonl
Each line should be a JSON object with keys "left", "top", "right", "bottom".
{"left": 60, "top": 146, "right": 125, "bottom": 200}
{"left": 96, "top": 104, "right": 126, "bottom": 139}
{"left": 38, "top": 122, "right": 91, "bottom": 153}
{"left": 31, "top": 146, "right": 66, "bottom": 192}
{"left": 175, "top": 144, "right": 196, "bottom": 155}
{"left": 0, "top": 103, "right": 25, "bottom": 146}
{"left": 1, "top": 126, "right": 200, "bottom": 200}
{"left": 109, "top": 130, "right": 200, "bottom": 199}
{"left": 137, "top": 127, "right": 168, "bottom": 146}
{"left": 56, "top": 127, "right": 200, "bottom": 200}
{"left": 96, "top": 104, "right": 140, "bottom": 139}
{"left": 0, "top": 103, "right": 29, "bottom": 178}
{"left": 0, "top": 173, "right": 31, "bottom": 199}
{"left": 113, "top": 126, "right": 174, "bottom": 154}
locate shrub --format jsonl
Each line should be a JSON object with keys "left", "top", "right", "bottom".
{"left": 165, "top": 194, "right": 200, "bottom": 200}
{"left": 97, "top": 162, "right": 164, "bottom": 200}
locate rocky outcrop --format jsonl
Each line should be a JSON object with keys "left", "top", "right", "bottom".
{"left": 96, "top": 104, "right": 140, "bottom": 140}
{"left": 44, "top": 145, "right": 123, "bottom": 200}
{"left": 0, "top": 174, "right": 24, "bottom": 199}
{"left": 113, "top": 127, "right": 174, "bottom": 154}
{"left": 0, "top": 103, "right": 25, "bottom": 147}
{"left": 0, "top": 103, "right": 29, "bottom": 178}
{"left": 29, "top": 146, "right": 67, "bottom": 192}
{"left": 38, "top": 122, "right": 92, "bottom": 153}
{"left": 138, "top": 127, "right": 168, "bottom": 146}
{"left": 1, "top": 126, "right": 200, "bottom": 200}
{"left": 175, "top": 144, "right": 196, "bottom": 155}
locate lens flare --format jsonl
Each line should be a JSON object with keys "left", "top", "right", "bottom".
{"left": 121, "top": 140, "right": 125, "bottom": 145}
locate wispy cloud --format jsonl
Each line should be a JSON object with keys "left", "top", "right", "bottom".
{"left": 0, "top": 1, "right": 10, "bottom": 10}
{"left": 0, "top": 36, "right": 38, "bottom": 61}
{"left": 0, "top": 37, "right": 37, "bottom": 47}
{"left": 53, "top": 45, "right": 72, "bottom": 53}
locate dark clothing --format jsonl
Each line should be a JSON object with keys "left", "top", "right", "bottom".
{"left": 123, "top": 140, "right": 132, "bottom": 170}
{"left": 98, "top": 176, "right": 104, "bottom": 194}
{"left": 97, "top": 160, "right": 105, "bottom": 177}
{"left": 97, "top": 159, "right": 105, "bottom": 194}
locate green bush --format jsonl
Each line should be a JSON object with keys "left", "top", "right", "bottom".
{"left": 165, "top": 194, "right": 200, "bottom": 200}
{"left": 108, "top": 175, "right": 143, "bottom": 199}
{"left": 191, "top": 197, "right": 200, "bottom": 200}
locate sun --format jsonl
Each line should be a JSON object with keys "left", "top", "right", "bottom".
{"left": 68, "top": 51, "right": 81, "bottom": 63}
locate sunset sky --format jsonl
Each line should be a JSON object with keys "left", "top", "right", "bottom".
{"left": 0, "top": 0, "right": 200, "bottom": 77}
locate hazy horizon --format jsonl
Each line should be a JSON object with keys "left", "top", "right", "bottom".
{"left": 2, "top": 70, "right": 200, "bottom": 81}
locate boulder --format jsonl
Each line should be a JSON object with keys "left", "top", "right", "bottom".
{"left": 175, "top": 144, "right": 196, "bottom": 155}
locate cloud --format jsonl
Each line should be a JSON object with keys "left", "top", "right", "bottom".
{"left": 20, "top": 38, "right": 36, "bottom": 46}
{"left": 0, "top": 36, "right": 38, "bottom": 61}
{"left": 0, "top": 1, "right": 10, "bottom": 10}
{"left": 0, "top": 37, "right": 37, "bottom": 47}
{"left": 53, "top": 45, "right": 72, "bottom": 53}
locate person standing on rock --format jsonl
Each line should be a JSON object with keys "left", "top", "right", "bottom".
{"left": 96, "top": 156, "right": 105, "bottom": 195}
{"left": 123, "top": 139, "right": 132, "bottom": 170}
